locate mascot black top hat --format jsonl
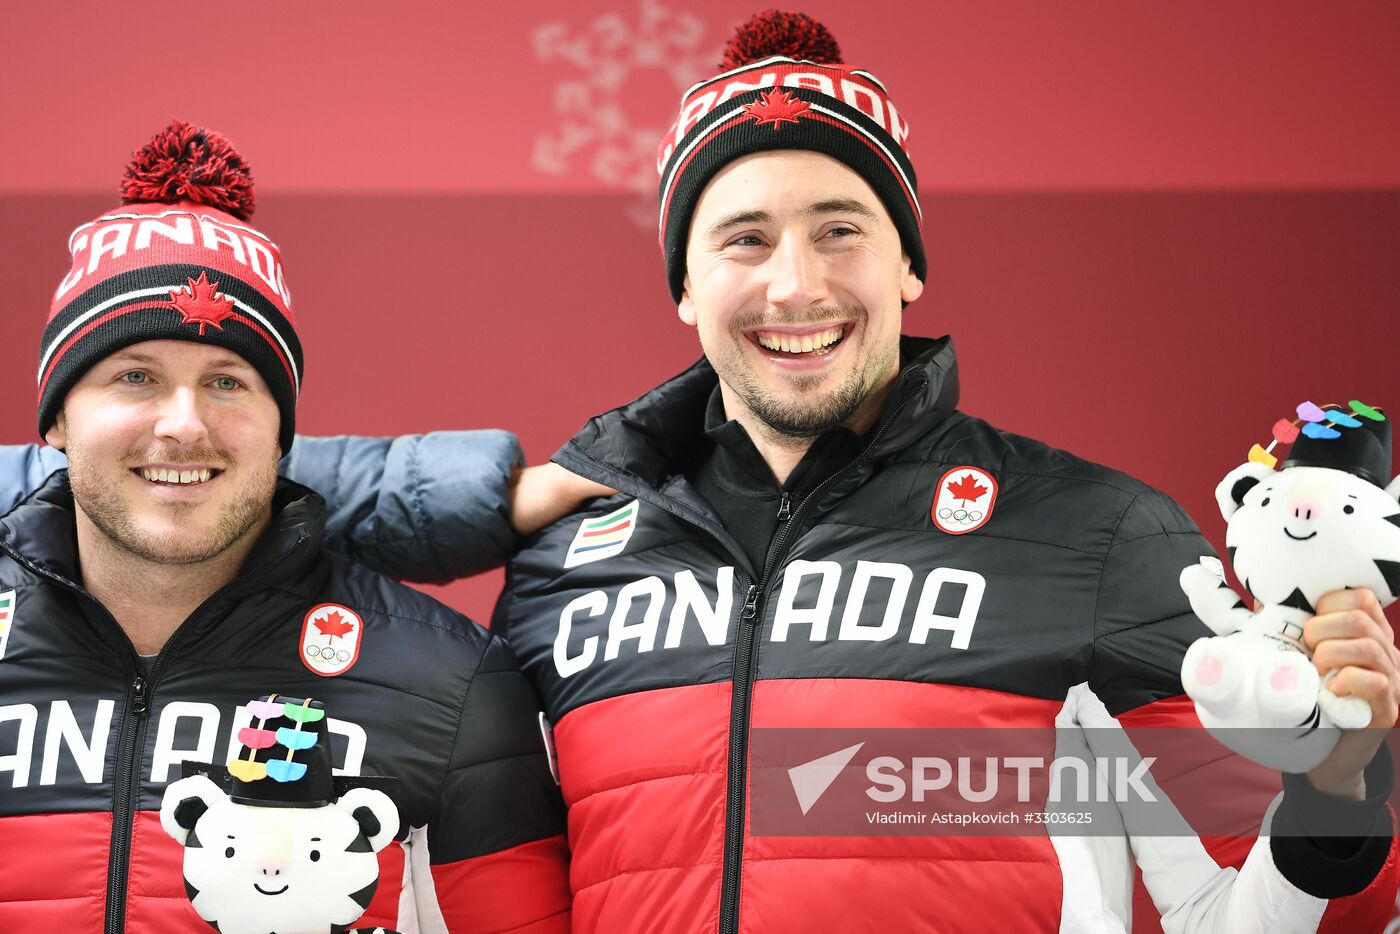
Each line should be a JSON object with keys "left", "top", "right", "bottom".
{"left": 1281, "top": 404, "right": 1391, "bottom": 487}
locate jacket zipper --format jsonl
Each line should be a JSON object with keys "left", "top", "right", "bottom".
{"left": 108, "top": 547, "right": 301, "bottom": 934}
{"left": 0, "top": 550, "right": 151, "bottom": 934}
{"left": 106, "top": 671, "right": 148, "bottom": 934}
{"left": 717, "top": 381, "right": 925, "bottom": 934}
{"left": 0, "top": 535, "right": 306, "bottom": 934}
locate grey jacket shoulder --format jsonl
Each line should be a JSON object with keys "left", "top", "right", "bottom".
{"left": 0, "top": 431, "right": 524, "bottom": 582}
{"left": 282, "top": 431, "right": 524, "bottom": 582}
{"left": 0, "top": 444, "right": 68, "bottom": 515}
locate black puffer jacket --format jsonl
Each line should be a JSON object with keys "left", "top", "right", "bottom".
{"left": 0, "top": 474, "right": 569, "bottom": 934}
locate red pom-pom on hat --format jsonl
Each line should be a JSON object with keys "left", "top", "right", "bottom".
{"left": 120, "top": 120, "right": 255, "bottom": 220}
{"left": 720, "top": 10, "right": 842, "bottom": 70}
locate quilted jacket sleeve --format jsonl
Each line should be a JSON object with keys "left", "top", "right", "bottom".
{"left": 411, "top": 633, "right": 571, "bottom": 932}
{"left": 281, "top": 431, "right": 524, "bottom": 582}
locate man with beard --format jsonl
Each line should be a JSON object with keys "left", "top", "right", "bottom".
{"left": 277, "top": 15, "right": 1400, "bottom": 930}
{"left": 488, "top": 16, "right": 1400, "bottom": 926}
{"left": 0, "top": 122, "right": 571, "bottom": 933}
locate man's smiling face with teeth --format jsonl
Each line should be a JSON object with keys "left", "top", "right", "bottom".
{"left": 140, "top": 466, "right": 216, "bottom": 485}
{"left": 678, "top": 150, "right": 923, "bottom": 441}
{"left": 753, "top": 326, "right": 845, "bottom": 356}
{"left": 45, "top": 339, "right": 281, "bottom": 565}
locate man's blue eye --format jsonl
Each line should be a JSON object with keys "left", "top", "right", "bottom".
{"left": 123, "top": 371, "right": 147, "bottom": 384}
{"left": 214, "top": 377, "right": 239, "bottom": 391}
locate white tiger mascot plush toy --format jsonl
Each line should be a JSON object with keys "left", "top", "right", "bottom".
{"left": 160, "top": 694, "right": 403, "bottom": 934}
{"left": 1180, "top": 401, "right": 1400, "bottom": 771}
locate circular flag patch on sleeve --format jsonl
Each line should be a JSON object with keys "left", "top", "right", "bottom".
{"left": 931, "top": 466, "right": 998, "bottom": 535}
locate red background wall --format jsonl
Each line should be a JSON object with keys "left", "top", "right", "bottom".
{"left": 5, "top": 0, "right": 1395, "bottom": 620}
{"left": 3, "top": 5, "right": 1398, "bottom": 926}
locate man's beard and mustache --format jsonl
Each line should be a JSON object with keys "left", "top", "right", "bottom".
{"left": 67, "top": 442, "right": 277, "bottom": 566}
{"left": 718, "top": 304, "right": 899, "bottom": 442}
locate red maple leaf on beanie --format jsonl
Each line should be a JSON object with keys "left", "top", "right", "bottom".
{"left": 947, "top": 474, "right": 989, "bottom": 505}
{"left": 741, "top": 89, "right": 812, "bottom": 129}
{"left": 167, "top": 272, "right": 236, "bottom": 336}
{"left": 314, "top": 610, "right": 355, "bottom": 640}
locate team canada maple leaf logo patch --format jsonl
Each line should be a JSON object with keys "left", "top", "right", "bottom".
{"left": 931, "top": 466, "right": 998, "bottom": 535}
{"left": 300, "top": 603, "right": 364, "bottom": 677}
{"left": 167, "top": 271, "right": 236, "bottom": 336}
{"left": 741, "top": 88, "right": 813, "bottom": 129}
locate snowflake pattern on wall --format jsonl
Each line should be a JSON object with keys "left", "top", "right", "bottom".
{"left": 532, "top": 0, "right": 722, "bottom": 227}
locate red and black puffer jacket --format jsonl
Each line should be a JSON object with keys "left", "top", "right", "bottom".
{"left": 0, "top": 476, "right": 570, "bottom": 933}
{"left": 494, "top": 336, "right": 1396, "bottom": 934}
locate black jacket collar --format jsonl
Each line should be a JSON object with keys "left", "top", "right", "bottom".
{"left": 0, "top": 471, "right": 327, "bottom": 596}
{"left": 554, "top": 335, "right": 962, "bottom": 553}
{"left": 558, "top": 334, "right": 960, "bottom": 492}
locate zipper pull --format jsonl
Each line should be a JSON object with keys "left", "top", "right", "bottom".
{"left": 776, "top": 492, "right": 791, "bottom": 521}
{"left": 130, "top": 676, "right": 149, "bottom": 716}
{"left": 741, "top": 584, "right": 759, "bottom": 621}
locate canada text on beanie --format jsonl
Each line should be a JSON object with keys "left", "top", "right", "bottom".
{"left": 655, "top": 10, "right": 924, "bottom": 303}
{"left": 38, "top": 121, "right": 302, "bottom": 454}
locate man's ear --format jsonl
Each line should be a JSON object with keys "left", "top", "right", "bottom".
{"left": 900, "top": 254, "right": 923, "bottom": 305}
{"left": 44, "top": 412, "right": 67, "bottom": 451}
{"left": 678, "top": 275, "right": 697, "bottom": 327}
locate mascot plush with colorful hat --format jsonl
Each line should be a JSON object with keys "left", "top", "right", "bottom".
{"left": 1180, "top": 401, "right": 1400, "bottom": 771}
{"left": 159, "top": 694, "right": 402, "bottom": 934}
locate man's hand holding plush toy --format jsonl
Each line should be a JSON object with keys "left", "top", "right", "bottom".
{"left": 1304, "top": 587, "right": 1400, "bottom": 800}
{"left": 1180, "top": 400, "right": 1400, "bottom": 775}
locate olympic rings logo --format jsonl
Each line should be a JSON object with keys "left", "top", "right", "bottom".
{"left": 937, "top": 507, "right": 984, "bottom": 525}
{"left": 305, "top": 644, "right": 352, "bottom": 663}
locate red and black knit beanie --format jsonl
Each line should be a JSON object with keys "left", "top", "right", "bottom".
{"left": 656, "top": 10, "right": 925, "bottom": 302}
{"left": 38, "top": 121, "right": 302, "bottom": 453}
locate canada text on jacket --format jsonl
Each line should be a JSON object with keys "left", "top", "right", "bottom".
{"left": 555, "top": 561, "right": 986, "bottom": 678}
{"left": 0, "top": 699, "right": 365, "bottom": 788}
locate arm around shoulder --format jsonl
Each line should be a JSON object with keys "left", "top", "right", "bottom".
{"left": 280, "top": 431, "right": 524, "bottom": 582}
